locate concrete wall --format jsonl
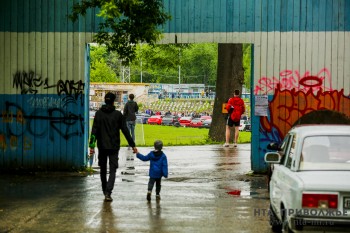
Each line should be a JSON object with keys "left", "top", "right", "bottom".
{"left": 1, "top": 0, "right": 349, "bottom": 171}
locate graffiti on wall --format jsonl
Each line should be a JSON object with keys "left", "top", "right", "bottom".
{"left": 0, "top": 71, "right": 86, "bottom": 152}
{"left": 254, "top": 68, "right": 333, "bottom": 95}
{"left": 13, "top": 71, "right": 85, "bottom": 105}
{"left": 260, "top": 84, "right": 350, "bottom": 140}
{"left": 0, "top": 99, "right": 84, "bottom": 152}
{"left": 256, "top": 69, "right": 350, "bottom": 167}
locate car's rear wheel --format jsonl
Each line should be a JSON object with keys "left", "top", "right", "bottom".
{"left": 282, "top": 209, "right": 293, "bottom": 233}
{"left": 269, "top": 204, "right": 282, "bottom": 232}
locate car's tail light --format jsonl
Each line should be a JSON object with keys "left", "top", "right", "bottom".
{"left": 302, "top": 193, "right": 338, "bottom": 209}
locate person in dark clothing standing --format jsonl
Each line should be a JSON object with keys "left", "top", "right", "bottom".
{"left": 89, "top": 92, "right": 137, "bottom": 202}
{"left": 123, "top": 93, "right": 139, "bottom": 143}
{"left": 136, "top": 140, "right": 168, "bottom": 202}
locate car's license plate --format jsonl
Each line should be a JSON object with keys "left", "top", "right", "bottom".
{"left": 344, "top": 197, "right": 350, "bottom": 209}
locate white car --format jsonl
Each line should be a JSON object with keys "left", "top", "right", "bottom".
{"left": 239, "top": 120, "right": 250, "bottom": 131}
{"left": 265, "top": 125, "right": 350, "bottom": 232}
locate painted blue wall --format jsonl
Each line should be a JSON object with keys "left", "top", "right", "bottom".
{"left": 0, "top": 94, "right": 85, "bottom": 170}
{"left": 1, "top": 0, "right": 349, "bottom": 33}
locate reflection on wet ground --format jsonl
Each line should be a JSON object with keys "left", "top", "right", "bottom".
{"left": 0, "top": 144, "right": 273, "bottom": 233}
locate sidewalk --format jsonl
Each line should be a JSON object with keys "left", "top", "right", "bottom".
{"left": 0, "top": 144, "right": 273, "bottom": 233}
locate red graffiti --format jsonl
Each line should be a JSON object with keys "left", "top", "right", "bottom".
{"left": 261, "top": 84, "right": 350, "bottom": 138}
{"left": 254, "top": 68, "right": 333, "bottom": 95}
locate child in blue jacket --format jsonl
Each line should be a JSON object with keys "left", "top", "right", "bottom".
{"left": 136, "top": 140, "right": 168, "bottom": 201}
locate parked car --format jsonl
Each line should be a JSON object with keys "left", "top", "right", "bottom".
{"left": 265, "top": 124, "right": 350, "bottom": 233}
{"left": 189, "top": 118, "right": 203, "bottom": 128}
{"left": 136, "top": 113, "right": 151, "bottom": 124}
{"left": 147, "top": 115, "right": 162, "bottom": 125}
{"left": 162, "top": 115, "right": 177, "bottom": 126}
{"left": 244, "top": 122, "right": 251, "bottom": 131}
{"left": 178, "top": 116, "right": 192, "bottom": 127}
{"left": 239, "top": 120, "right": 250, "bottom": 131}
{"left": 89, "top": 111, "right": 96, "bottom": 119}
{"left": 200, "top": 119, "right": 212, "bottom": 128}
{"left": 200, "top": 115, "right": 212, "bottom": 122}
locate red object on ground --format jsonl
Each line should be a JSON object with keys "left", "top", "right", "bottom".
{"left": 227, "top": 190, "right": 241, "bottom": 196}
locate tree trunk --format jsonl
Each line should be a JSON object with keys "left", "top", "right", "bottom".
{"left": 209, "top": 44, "right": 244, "bottom": 142}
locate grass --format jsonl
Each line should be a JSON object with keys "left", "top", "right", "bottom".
{"left": 119, "top": 124, "right": 252, "bottom": 147}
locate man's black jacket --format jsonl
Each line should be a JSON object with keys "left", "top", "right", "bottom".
{"left": 90, "top": 104, "right": 135, "bottom": 150}
{"left": 123, "top": 100, "right": 139, "bottom": 121}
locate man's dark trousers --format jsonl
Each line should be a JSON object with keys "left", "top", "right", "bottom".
{"left": 98, "top": 149, "right": 119, "bottom": 194}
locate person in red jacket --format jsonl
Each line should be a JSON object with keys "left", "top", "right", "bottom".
{"left": 224, "top": 89, "right": 245, "bottom": 147}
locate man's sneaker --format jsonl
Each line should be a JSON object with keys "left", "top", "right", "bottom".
{"left": 105, "top": 194, "right": 113, "bottom": 202}
{"left": 147, "top": 191, "right": 151, "bottom": 201}
{"left": 234, "top": 143, "right": 237, "bottom": 147}
{"left": 156, "top": 195, "right": 161, "bottom": 201}
{"left": 223, "top": 143, "right": 229, "bottom": 147}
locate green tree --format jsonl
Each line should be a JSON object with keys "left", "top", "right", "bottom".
{"left": 243, "top": 44, "right": 251, "bottom": 89}
{"left": 130, "top": 44, "right": 190, "bottom": 83}
{"left": 70, "top": 0, "right": 171, "bottom": 64}
{"left": 209, "top": 44, "right": 244, "bottom": 142}
{"left": 129, "top": 43, "right": 219, "bottom": 85}
{"left": 90, "top": 45, "right": 118, "bottom": 82}
{"left": 90, "top": 59, "right": 118, "bottom": 82}
{"left": 181, "top": 43, "right": 217, "bottom": 85}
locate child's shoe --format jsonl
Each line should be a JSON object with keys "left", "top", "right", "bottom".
{"left": 156, "top": 195, "right": 161, "bottom": 201}
{"left": 147, "top": 191, "right": 151, "bottom": 201}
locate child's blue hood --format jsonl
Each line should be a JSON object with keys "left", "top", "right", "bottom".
{"left": 151, "top": 150, "right": 164, "bottom": 161}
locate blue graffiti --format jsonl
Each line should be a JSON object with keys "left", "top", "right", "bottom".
{"left": 2, "top": 101, "right": 84, "bottom": 142}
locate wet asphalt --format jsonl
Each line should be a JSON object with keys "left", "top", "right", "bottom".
{"left": 0, "top": 144, "right": 274, "bottom": 233}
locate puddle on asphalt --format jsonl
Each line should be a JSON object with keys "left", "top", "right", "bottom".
{"left": 166, "top": 177, "right": 192, "bottom": 182}
{"left": 226, "top": 189, "right": 268, "bottom": 199}
{"left": 216, "top": 162, "right": 241, "bottom": 166}
{"left": 121, "top": 171, "right": 135, "bottom": 175}
{"left": 122, "top": 179, "right": 134, "bottom": 182}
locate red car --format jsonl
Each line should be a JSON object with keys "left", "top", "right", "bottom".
{"left": 147, "top": 115, "right": 162, "bottom": 125}
{"left": 178, "top": 116, "right": 192, "bottom": 127}
{"left": 189, "top": 118, "right": 203, "bottom": 128}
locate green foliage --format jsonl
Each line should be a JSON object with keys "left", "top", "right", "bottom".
{"left": 69, "top": 0, "right": 171, "bottom": 64}
{"left": 181, "top": 43, "right": 218, "bottom": 85}
{"left": 243, "top": 44, "right": 251, "bottom": 89}
{"left": 129, "top": 43, "right": 218, "bottom": 85}
{"left": 90, "top": 45, "right": 121, "bottom": 82}
{"left": 90, "top": 59, "right": 118, "bottom": 82}
{"left": 89, "top": 43, "right": 251, "bottom": 89}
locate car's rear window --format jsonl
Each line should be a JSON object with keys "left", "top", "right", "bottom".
{"left": 299, "top": 135, "right": 350, "bottom": 170}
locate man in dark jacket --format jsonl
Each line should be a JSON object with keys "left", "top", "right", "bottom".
{"left": 123, "top": 93, "right": 139, "bottom": 143}
{"left": 89, "top": 92, "right": 137, "bottom": 202}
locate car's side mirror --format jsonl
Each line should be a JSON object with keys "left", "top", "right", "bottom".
{"left": 267, "top": 142, "right": 280, "bottom": 151}
{"left": 264, "top": 152, "right": 281, "bottom": 164}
